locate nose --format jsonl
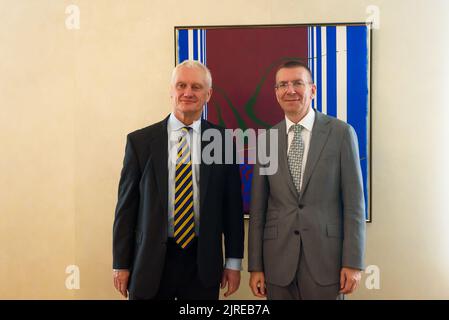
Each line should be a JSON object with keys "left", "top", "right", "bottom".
{"left": 286, "top": 83, "right": 296, "bottom": 94}
{"left": 183, "top": 86, "right": 194, "bottom": 97}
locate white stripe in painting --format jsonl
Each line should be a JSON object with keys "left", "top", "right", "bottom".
{"left": 336, "top": 26, "right": 347, "bottom": 122}
{"left": 188, "top": 29, "right": 194, "bottom": 60}
{"left": 367, "top": 27, "right": 371, "bottom": 115}
{"left": 202, "top": 30, "right": 208, "bottom": 119}
{"left": 308, "top": 27, "right": 312, "bottom": 107}
{"left": 204, "top": 30, "right": 207, "bottom": 118}
{"left": 321, "top": 26, "right": 327, "bottom": 115}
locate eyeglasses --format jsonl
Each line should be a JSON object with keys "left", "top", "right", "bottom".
{"left": 175, "top": 82, "right": 205, "bottom": 92}
{"left": 274, "top": 80, "right": 311, "bottom": 91}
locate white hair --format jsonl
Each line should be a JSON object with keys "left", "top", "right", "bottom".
{"left": 171, "top": 60, "right": 212, "bottom": 88}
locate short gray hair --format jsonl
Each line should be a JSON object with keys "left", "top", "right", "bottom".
{"left": 171, "top": 60, "right": 212, "bottom": 88}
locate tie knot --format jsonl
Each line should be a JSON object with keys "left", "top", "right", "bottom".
{"left": 179, "top": 127, "right": 191, "bottom": 140}
{"left": 290, "top": 124, "right": 303, "bottom": 134}
{"left": 181, "top": 126, "right": 191, "bottom": 134}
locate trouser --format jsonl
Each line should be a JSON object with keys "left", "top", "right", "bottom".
{"left": 129, "top": 238, "right": 219, "bottom": 300}
{"left": 266, "top": 248, "right": 344, "bottom": 300}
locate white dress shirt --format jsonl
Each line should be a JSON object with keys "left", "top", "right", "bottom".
{"left": 285, "top": 108, "right": 315, "bottom": 191}
{"left": 167, "top": 113, "right": 201, "bottom": 237}
{"left": 167, "top": 113, "right": 241, "bottom": 271}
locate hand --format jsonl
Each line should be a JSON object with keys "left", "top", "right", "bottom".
{"left": 220, "top": 269, "right": 241, "bottom": 298}
{"left": 113, "top": 269, "right": 130, "bottom": 298}
{"left": 339, "top": 267, "right": 362, "bottom": 295}
{"left": 249, "top": 272, "right": 267, "bottom": 298}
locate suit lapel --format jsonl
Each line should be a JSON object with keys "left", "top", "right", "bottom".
{"left": 300, "top": 111, "right": 331, "bottom": 196}
{"left": 276, "top": 121, "right": 299, "bottom": 199}
{"left": 149, "top": 116, "right": 169, "bottom": 215}
{"left": 200, "top": 120, "right": 212, "bottom": 213}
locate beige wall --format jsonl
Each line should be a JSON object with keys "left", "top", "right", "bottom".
{"left": 1, "top": 0, "right": 448, "bottom": 299}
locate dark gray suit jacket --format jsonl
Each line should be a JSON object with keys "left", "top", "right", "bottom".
{"left": 113, "top": 116, "right": 244, "bottom": 298}
{"left": 248, "top": 110, "right": 365, "bottom": 286}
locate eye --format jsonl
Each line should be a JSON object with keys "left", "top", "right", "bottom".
{"left": 192, "top": 84, "right": 203, "bottom": 91}
{"left": 176, "top": 83, "right": 186, "bottom": 89}
{"left": 278, "top": 82, "right": 288, "bottom": 89}
{"left": 292, "top": 80, "right": 305, "bottom": 87}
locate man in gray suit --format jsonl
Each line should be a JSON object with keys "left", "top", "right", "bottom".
{"left": 248, "top": 60, "right": 366, "bottom": 300}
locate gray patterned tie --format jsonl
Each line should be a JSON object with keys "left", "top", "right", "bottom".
{"left": 288, "top": 124, "right": 304, "bottom": 194}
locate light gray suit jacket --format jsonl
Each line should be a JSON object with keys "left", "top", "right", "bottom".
{"left": 248, "top": 110, "right": 366, "bottom": 286}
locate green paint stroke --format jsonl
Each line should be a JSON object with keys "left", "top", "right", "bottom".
{"left": 209, "top": 100, "right": 226, "bottom": 127}
{"left": 214, "top": 86, "right": 248, "bottom": 130}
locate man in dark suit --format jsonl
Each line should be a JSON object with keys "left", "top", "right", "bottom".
{"left": 113, "top": 60, "right": 244, "bottom": 300}
{"left": 248, "top": 61, "right": 366, "bottom": 300}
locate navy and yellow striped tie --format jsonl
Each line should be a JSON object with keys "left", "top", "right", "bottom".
{"left": 174, "top": 127, "right": 196, "bottom": 249}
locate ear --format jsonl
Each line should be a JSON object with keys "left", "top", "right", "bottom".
{"left": 206, "top": 87, "right": 213, "bottom": 102}
{"left": 311, "top": 83, "right": 317, "bottom": 98}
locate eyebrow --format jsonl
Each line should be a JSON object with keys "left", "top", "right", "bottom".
{"left": 175, "top": 81, "right": 204, "bottom": 87}
{"left": 278, "top": 79, "right": 305, "bottom": 83}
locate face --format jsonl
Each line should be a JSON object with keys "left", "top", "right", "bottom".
{"left": 170, "top": 66, "right": 212, "bottom": 120}
{"left": 275, "top": 66, "right": 316, "bottom": 118}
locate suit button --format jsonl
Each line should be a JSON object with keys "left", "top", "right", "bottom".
{"left": 294, "top": 230, "right": 300, "bottom": 235}
{"left": 299, "top": 204, "right": 304, "bottom": 209}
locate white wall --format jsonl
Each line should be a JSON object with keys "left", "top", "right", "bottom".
{"left": 0, "top": 0, "right": 448, "bottom": 299}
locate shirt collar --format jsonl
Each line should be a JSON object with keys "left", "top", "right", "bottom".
{"left": 168, "top": 112, "right": 201, "bottom": 134}
{"left": 285, "top": 108, "right": 315, "bottom": 134}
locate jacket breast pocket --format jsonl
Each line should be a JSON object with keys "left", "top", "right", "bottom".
{"left": 318, "top": 156, "right": 338, "bottom": 168}
{"left": 266, "top": 210, "right": 278, "bottom": 221}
